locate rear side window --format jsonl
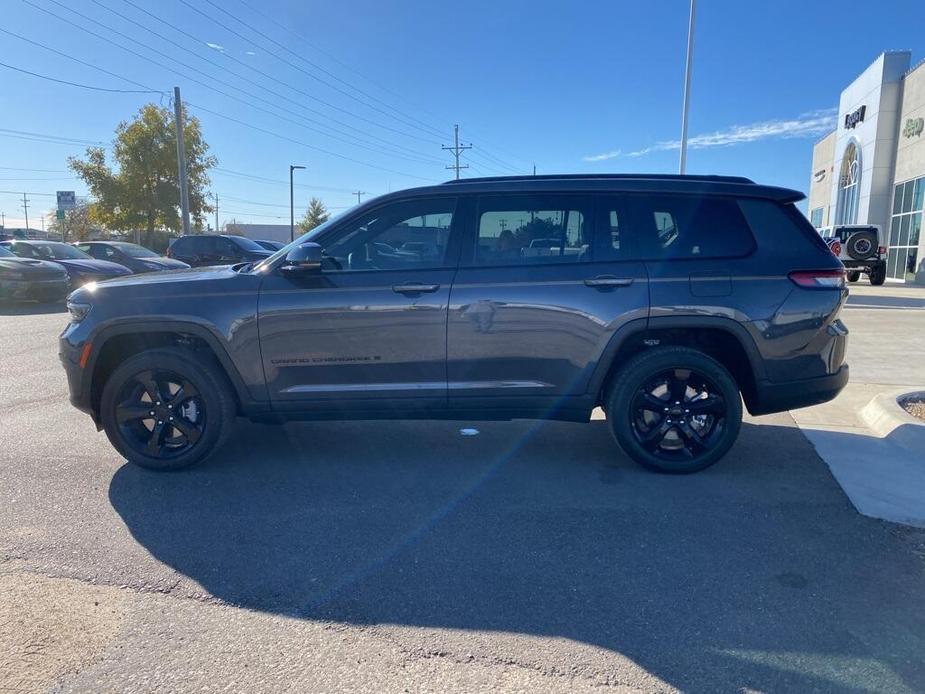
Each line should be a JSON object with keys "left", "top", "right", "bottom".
{"left": 630, "top": 195, "right": 755, "bottom": 260}
{"left": 474, "top": 195, "right": 591, "bottom": 266}
{"left": 739, "top": 199, "right": 832, "bottom": 254}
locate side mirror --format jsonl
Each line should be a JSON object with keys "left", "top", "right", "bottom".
{"left": 280, "top": 242, "right": 323, "bottom": 273}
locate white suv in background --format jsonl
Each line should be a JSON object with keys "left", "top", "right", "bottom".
{"left": 819, "top": 225, "right": 887, "bottom": 285}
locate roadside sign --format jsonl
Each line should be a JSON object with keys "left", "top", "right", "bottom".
{"left": 56, "top": 209, "right": 66, "bottom": 220}
{"left": 56, "top": 190, "right": 76, "bottom": 210}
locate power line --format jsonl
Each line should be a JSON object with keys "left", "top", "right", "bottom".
{"left": 353, "top": 191, "right": 367, "bottom": 205}
{"left": 186, "top": 101, "right": 440, "bottom": 182}
{"left": 0, "top": 59, "right": 163, "bottom": 94}
{"left": 99, "top": 0, "right": 446, "bottom": 158}
{"left": 0, "top": 27, "right": 156, "bottom": 92}
{"left": 442, "top": 125, "right": 472, "bottom": 180}
{"left": 185, "top": 0, "right": 448, "bottom": 141}
{"left": 0, "top": 128, "right": 105, "bottom": 147}
{"left": 0, "top": 167, "right": 70, "bottom": 173}
{"left": 28, "top": 0, "right": 444, "bottom": 167}
{"left": 212, "top": 167, "right": 358, "bottom": 194}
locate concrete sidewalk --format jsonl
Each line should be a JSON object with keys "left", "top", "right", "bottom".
{"left": 790, "top": 283, "right": 925, "bottom": 527}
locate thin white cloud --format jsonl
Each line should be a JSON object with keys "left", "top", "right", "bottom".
{"left": 206, "top": 42, "right": 225, "bottom": 52}
{"left": 244, "top": 50, "right": 256, "bottom": 56}
{"left": 583, "top": 108, "right": 837, "bottom": 162}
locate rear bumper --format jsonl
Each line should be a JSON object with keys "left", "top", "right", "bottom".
{"left": 842, "top": 258, "right": 885, "bottom": 270}
{"left": 747, "top": 364, "right": 849, "bottom": 416}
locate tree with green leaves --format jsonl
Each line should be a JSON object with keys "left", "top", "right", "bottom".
{"left": 299, "top": 197, "right": 330, "bottom": 231}
{"left": 47, "top": 203, "right": 95, "bottom": 243}
{"left": 69, "top": 104, "right": 215, "bottom": 246}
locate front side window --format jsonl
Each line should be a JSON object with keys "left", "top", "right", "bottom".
{"left": 320, "top": 198, "right": 455, "bottom": 272}
{"left": 628, "top": 195, "right": 755, "bottom": 260}
{"left": 474, "top": 196, "right": 590, "bottom": 266}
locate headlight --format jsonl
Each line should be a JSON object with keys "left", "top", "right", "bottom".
{"left": 67, "top": 301, "right": 92, "bottom": 322}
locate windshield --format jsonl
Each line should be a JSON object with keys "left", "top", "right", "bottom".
{"left": 0, "top": 246, "right": 14, "bottom": 258}
{"left": 114, "top": 242, "right": 158, "bottom": 258}
{"left": 29, "top": 242, "right": 92, "bottom": 260}
{"left": 228, "top": 236, "right": 267, "bottom": 252}
{"left": 253, "top": 211, "right": 348, "bottom": 272}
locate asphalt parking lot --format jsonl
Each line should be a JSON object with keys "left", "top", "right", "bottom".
{"left": 2, "top": 293, "right": 925, "bottom": 693}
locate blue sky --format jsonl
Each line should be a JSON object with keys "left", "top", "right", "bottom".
{"left": 0, "top": 0, "right": 921, "bottom": 229}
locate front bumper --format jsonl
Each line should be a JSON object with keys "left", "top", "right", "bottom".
{"left": 59, "top": 327, "right": 96, "bottom": 421}
{"left": 0, "top": 277, "right": 69, "bottom": 302}
{"left": 747, "top": 364, "right": 849, "bottom": 416}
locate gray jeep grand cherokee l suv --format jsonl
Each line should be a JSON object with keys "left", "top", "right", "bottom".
{"left": 60, "top": 174, "right": 849, "bottom": 474}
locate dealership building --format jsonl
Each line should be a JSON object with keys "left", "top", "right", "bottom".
{"left": 808, "top": 50, "right": 925, "bottom": 283}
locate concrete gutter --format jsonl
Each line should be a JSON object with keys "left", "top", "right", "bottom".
{"left": 860, "top": 389, "right": 925, "bottom": 454}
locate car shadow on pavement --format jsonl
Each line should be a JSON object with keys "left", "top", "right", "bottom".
{"left": 0, "top": 300, "right": 67, "bottom": 316}
{"left": 109, "top": 417, "right": 925, "bottom": 693}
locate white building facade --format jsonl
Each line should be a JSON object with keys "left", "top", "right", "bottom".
{"left": 808, "top": 51, "right": 925, "bottom": 283}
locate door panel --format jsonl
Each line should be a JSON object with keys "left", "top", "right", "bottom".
{"left": 257, "top": 196, "right": 460, "bottom": 411}
{"left": 447, "top": 194, "right": 649, "bottom": 410}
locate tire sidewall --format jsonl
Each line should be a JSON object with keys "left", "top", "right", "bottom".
{"left": 606, "top": 348, "right": 743, "bottom": 474}
{"left": 100, "top": 349, "right": 232, "bottom": 470}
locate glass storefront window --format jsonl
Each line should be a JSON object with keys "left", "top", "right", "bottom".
{"left": 889, "top": 177, "right": 925, "bottom": 281}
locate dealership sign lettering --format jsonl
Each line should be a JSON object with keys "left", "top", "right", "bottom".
{"left": 844, "top": 105, "right": 866, "bottom": 129}
{"left": 903, "top": 117, "right": 924, "bottom": 138}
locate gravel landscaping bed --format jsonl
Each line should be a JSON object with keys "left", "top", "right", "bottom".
{"left": 901, "top": 396, "right": 925, "bottom": 422}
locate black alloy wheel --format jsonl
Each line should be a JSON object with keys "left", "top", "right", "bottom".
{"left": 630, "top": 368, "right": 727, "bottom": 462}
{"left": 606, "top": 346, "right": 742, "bottom": 473}
{"left": 100, "top": 347, "right": 235, "bottom": 470}
{"left": 114, "top": 369, "right": 205, "bottom": 459}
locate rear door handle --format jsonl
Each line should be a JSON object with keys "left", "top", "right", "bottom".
{"left": 584, "top": 276, "right": 634, "bottom": 288}
{"left": 392, "top": 283, "right": 441, "bottom": 294}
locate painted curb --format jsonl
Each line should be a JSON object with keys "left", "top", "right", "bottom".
{"left": 859, "top": 388, "right": 925, "bottom": 455}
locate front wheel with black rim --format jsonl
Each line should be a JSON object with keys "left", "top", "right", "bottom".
{"left": 605, "top": 346, "right": 743, "bottom": 474}
{"left": 100, "top": 347, "right": 236, "bottom": 470}
{"left": 846, "top": 271, "right": 860, "bottom": 283}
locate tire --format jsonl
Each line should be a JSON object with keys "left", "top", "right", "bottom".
{"left": 847, "top": 271, "right": 861, "bottom": 283}
{"left": 100, "top": 347, "right": 236, "bottom": 470}
{"left": 605, "top": 346, "right": 743, "bottom": 474}
{"left": 869, "top": 264, "right": 887, "bottom": 286}
{"left": 846, "top": 231, "right": 877, "bottom": 260}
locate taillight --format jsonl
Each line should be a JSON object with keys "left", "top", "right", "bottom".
{"left": 878, "top": 246, "right": 886, "bottom": 255}
{"left": 789, "top": 269, "right": 847, "bottom": 289}
{"left": 826, "top": 239, "right": 842, "bottom": 256}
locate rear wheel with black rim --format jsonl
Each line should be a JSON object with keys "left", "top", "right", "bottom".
{"left": 847, "top": 271, "right": 860, "bottom": 283}
{"left": 605, "top": 346, "right": 742, "bottom": 474}
{"left": 869, "top": 263, "right": 886, "bottom": 286}
{"left": 100, "top": 348, "right": 236, "bottom": 470}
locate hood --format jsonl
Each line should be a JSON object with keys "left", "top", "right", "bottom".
{"left": 54, "top": 258, "right": 132, "bottom": 275}
{"left": 74, "top": 263, "right": 234, "bottom": 292}
{"left": 135, "top": 257, "right": 190, "bottom": 270}
{"left": 0, "top": 257, "right": 68, "bottom": 276}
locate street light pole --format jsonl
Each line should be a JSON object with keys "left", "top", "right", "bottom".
{"left": 678, "top": 0, "right": 696, "bottom": 175}
{"left": 289, "top": 164, "right": 305, "bottom": 242}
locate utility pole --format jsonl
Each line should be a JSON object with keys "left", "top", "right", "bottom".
{"left": 214, "top": 194, "right": 219, "bottom": 232}
{"left": 353, "top": 190, "right": 366, "bottom": 205}
{"left": 678, "top": 0, "right": 696, "bottom": 175}
{"left": 21, "top": 193, "right": 29, "bottom": 231}
{"left": 533, "top": 163, "right": 537, "bottom": 176}
{"left": 442, "top": 124, "right": 471, "bottom": 180}
{"left": 173, "top": 86, "right": 191, "bottom": 235}
{"left": 1, "top": 212, "right": 5, "bottom": 228}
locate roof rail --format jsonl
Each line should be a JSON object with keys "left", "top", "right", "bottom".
{"left": 442, "top": 173, "right": 755, "bottom": 185}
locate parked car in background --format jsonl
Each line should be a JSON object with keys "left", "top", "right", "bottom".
{"left": 0, "top": 244, "right": 70, "bottom": 303}
{"left": 74, "top": 241, "right": 190, "bottom": 273}
{"left": 254, "top": 239, "right": 286, "bottom": 252}
{"left": 819, "top": 225, "right": 887, "bottom": 285}
{"left": 166, "top": 234, "right": 273, "bottom": 267}
{"left": 0, "top": 240, "right": 131, "bottom": 287}
{"left": 61, "top": 174, "right": 849, "bottom": 474}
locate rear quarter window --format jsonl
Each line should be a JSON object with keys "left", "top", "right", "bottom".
{"left": 738, "top": 199, "right": 831, "bottom": 254}
{"left": 630, "top": 195, "right": 755, "bottom": 260}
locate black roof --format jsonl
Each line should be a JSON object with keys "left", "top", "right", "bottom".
{"left": 432, "top": 173, "right": 803, "bottom": 203}
{"left": 350, "top": 175, "right": 804, "bottom": 211}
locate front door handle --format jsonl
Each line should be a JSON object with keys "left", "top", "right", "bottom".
{"left": 584, "top": 276, "right": 634, "bottom": 288}
{"left": 392, "top": 283, "right": 441, "bottom": 294}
